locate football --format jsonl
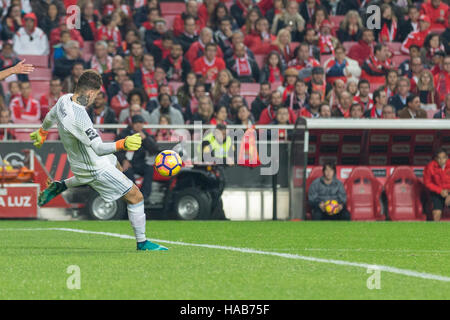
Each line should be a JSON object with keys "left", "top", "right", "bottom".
{"left": 324, "top": 200, "right": 340, "bottom": 215}
{"left": 154, "top": 150, "right": 182, "bottom": 177}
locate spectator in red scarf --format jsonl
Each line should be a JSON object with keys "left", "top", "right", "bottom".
{"left": 79, "top": 0, "right": 99, "bottom": 41}
{"left": 226, "top": 42, "right": 259, "bottom": 83}
{"left": 408, "top": 56, "right": 424, "bottom": 92}
{"left": 434, "top": 55, "right": 450, "bottom": 106}
{"left": 420, "top": 0, "right": 449, "bottom": 31}
{"left": 336, "top": 10, "right": 363, "bottom": 43}
{"left": 40, "top": 77, "right": 64, "bottom": 120}
{"left": 110, "top": 79, "right": 134, "bottom": 117}
{"left": 9, "top": 81, "right": 41, "bottom": 124}
{"left": 173, "top": 0, "right": 203, "bottom": 37}
{"left": 88, "top": 41, "right": 113, "bottom": 75}
{"left": 349, "top": 102, "right": 363, "bottom": 119}
{"left": 307, "top": 6, "right": 328, "bottom": 33}
{"left": 307, "top": 66, "right": 332, "bottom": 99}
{"left": 87, "top": 91, "right": 118, "bottom": 133}
{"left": 364, "top": 88, "right": 388, "bottom": 119}
{"left": 430, "top": 51, "right": 446, "bottom": 77}
{"left": 353, "top": 79, "right": 373, "bottom": 112}
{"left": 231, "top": 0, "right": 255, "bottom": 28}
{"left": 259, "top": 51, "right": 285, "bottom": 85}
{"left": 244, "top": 17, "right": 275, "bottom": 55}
{"left": 423, "top": 148, "right": 450, "bottom": 221}
{"left": 285, "top": 79, "right": 310, "bottom": 118}
{"left": 381, "top": 69, "right": 398, "bottom": 98}
{"left": 401, "top": 14, "right": 431, "bottom": 54}
{"left": 150, "top": 32, "right": 173, "bottom": 64}
{"left": 161, "top": 42, "right": 191, "bottom": 82}
{"left": 124, "top": 41, "right": 144, "bottom": 74}
{"left": 348, "top": 28, "right": 375, "bottom": 67}
{"left": 288, "top": 43, "right": 320, "bottom": 78}
{"left": 280, "top": 67, "right": 299, "bottom": 101}
{"left": 318, "top": 19, "right": 338, "bottom": 56}
{"left": 103, "top": 0, "right": 131, "bottom": 17}
{"left": 193, "top": 42, "right": 226, "bottom": 84}
{"left": 97, "top": 13, "right": 122, "bottom": 47}
{"left": 258, "top": 90, "right": 297, "bottom": 124}
{"left": 375, "top": 3, "right": 401, "bottom": 43}
{"left": 132, "top": 53, "right": 157, "bottom": 99}
{"left": 422, "top": 33, "right": 446, "bottom": 67}
{"left": 361, "top": 43, "right": 393, "bottom": 83}
{"left": 306, "top": 91, "right": 321, "bottom": 118}
{"left": 331, "top": 91, "right": 353, "bottom": 118}
{"left": 185, "top": 27, "right": 224, "bottom": 65}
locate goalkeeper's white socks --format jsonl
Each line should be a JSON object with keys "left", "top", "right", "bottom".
{"left": 127, "top": 201, "right": 147, "bottom": 242}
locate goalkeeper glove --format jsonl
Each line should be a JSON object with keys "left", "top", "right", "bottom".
{"left": 30, "top": 128, "right": 49, "bottom": 149}
{"left": 115, "top": 133, "right": 142, "bottom": 151}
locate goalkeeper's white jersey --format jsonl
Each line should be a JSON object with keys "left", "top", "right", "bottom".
{"left": 45, "top": 94, "right": 116, "bottom": 181}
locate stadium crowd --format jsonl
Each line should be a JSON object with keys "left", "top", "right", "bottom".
{"left": 0, "top": 0, "right": 449, "bottom": 142}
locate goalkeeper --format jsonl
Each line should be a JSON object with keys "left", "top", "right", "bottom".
{"left": 30, "top": 70, "right": 167, "bottom": 251}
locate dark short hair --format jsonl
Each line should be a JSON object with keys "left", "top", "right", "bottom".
{"left": 358, "top": 79, "right": 370, "bottom": 88}
{"left": 75, "top": 70, "right": 102, "bottom": 92}
{"left": 407, "top": 94, "right": 418, "bottom": 105}
{"left": 216, "top": 123, "right": 227, "bottom": 131}
{"left": 322, "top": 161, "right": 336, "bottom": 175}
{"left": 433, "top": 148, "right": 448, "bottom": 158}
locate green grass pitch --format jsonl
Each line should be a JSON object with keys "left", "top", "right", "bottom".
{"left": 0, "top": 220, "right": 449, "bottom": 300}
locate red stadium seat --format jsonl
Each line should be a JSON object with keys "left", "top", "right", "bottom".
{"left": 344, "top": 167, "right": 385, "bottom": 221}
{"left": 370, "top": 82, "right": 383, "bottom": 92}
{"left": 31, "top": 81, "right": 50, "bottom": 99}
{"left": 342, "top": 41, "right": 356, "bottom": 53}
{"left": 305, "top": 166, "right": 324, "bottom": 219}
{"left": 254, "top": 54, "right": 266, "bottom": 69}
{"left": 386, "top": 42, "right": 402, "bottom": 55}
{"left": 18, "top": 55, "right": 49, "bottom": 68}
{"left": 241, "top": 83, "right": 260, "bottom": 95}
{"left": 329, "top": 15, "right": 345, "bottom": 29}
{"left": 244, "top": 95, "right": 256, "bottom": 106}
{"left": 320, "top": 54, "right": 333, "bottom": 65}
{"left": 169, "top": 81, "right": 184, "bottom": 94}
{"left": 165, "top": 15, "right": 177, "bottom": 30}
{"left": 392, "top": 55, "right": 408, "bottom": 67}
{"left": 28, "top": 68, "right": 52, "bottom": 81}
{"left": 13, "top": 129, "right": 33, "bottom": 141}
{"left": 160, "top": 2, "right": 184, "bottom": 15}
{"left": 384, "top": 166, "right": 427, "bottom": 221}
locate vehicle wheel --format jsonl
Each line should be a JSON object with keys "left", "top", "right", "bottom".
{"left": 174, "top": 188, "right": 212, "bottom": 220}
{"left": 85, "top": 191, "right": 127, "bottom": 220}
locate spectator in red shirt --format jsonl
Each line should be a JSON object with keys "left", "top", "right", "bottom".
{"left": 193, "top": 42, "right": 226, "bottom": 84}
{"left": 96, "top": 13, "right": 122, "bottom": 47}
{"left": 9, "top": 81, "right": 41, "bottom": 124}
{"left": 424, "top": 148, "right": 450, "bottom": 221}
{"left": 361, "top": 43, "right": 393, "bottom": 83}
{"left": 353, "top": 79, "right": 373, "bottom": 112}
{"left": 288, "top": 43, "right": 320, "bottom": 79}
{"left": 173, "top": 0, "right": 204, "bottom": 37}
{"left": 401, "top": 14, "right": 431, "bottom": 54}
{"left": 50, "top": 15, "right": 84, "bottom": 49}
{"left": 40, "top": 77, "right": 64, "bottom": 120}
{"left": 244, "top": 17, "right": 275, "bottom": 55}
{"left": 110, "top": 79, "right": 134, "bottom": 117}
{"left": 421, "top": 0, "right": 449, "bottom": 31}
{"left": 434, "top": 55, "right": 450, "bottom": 106}
{"left": 185, "top": 27, "right": 224, "bottom": 65}
{"left": 348, "top": 28, "right": 375, "bottom": 66}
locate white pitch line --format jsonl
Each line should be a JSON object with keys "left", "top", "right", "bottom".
{"left": 2, "top": 227, "right": 450, "bottom": 283}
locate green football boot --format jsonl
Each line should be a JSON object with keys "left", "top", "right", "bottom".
{"left": 38, "top": 181, "right": 67, "bottom": 206}
{"left": 137, "top": 240, "right": 168, "bottom": 251}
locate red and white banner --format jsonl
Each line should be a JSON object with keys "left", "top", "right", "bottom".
{"left": 0, "top": 184, "right": 39, "bottom": 218}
